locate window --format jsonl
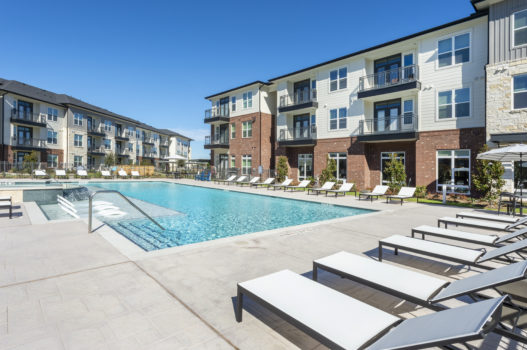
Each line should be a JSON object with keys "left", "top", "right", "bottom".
{"left": 47, "top": 130, "right": 57, "bottom": 145}
{"left": 74, "top": 156, "right": 83, "bottom": 167}
{"left": 438, "top": 33, "right": 470, "bottom": 67}
{"left": 381, "top": 152, "right": 405, "bottom": 185}
{"left": 311, "top": 115, "right": 316, "bottom": 126}
{"left": 298, "top": 154, "right": 313, "bottom": 180}
{"left": 103, "top": 138, "right": 111, "bottom": 149}
{"left": 242, "top": 121, "right": 252, "bottom": 138}
{"left": 74, "top": 134, "right": 83, "bottom": 147}
{"left": 329, "top": 152, "right": 347, "bottom": 181}
{"left": 47, "top": 154, "right": 58, "bottom": 168}
{"left": 231, "top": 123, "right": 236, "bottom": 139}
{"left": 513, "top": 10, "right": 527, "bottom": 47}
{"left": 513, "top": 74, "right": 527, "bottom": 109}
{"left": 104, "top": 120, "right": 112, "bottom": 131}
{"left": 154, "top": 134, "right": 159, "bottom": 141}
{"left": 136, "top": 144, "right": 140, "bottom": 155}
{"left": 329, "top": 108, "right": 347, "bottom": 130}
{"left": 438, "top": 88, "right": 470, "bottom": 119}
{"left": 403, "top": 99, "right": 414, "bottom": 124}
{"left": 231, "top": 96, "right": 236, "bottom": 111}
{"left": 230, "top": 155, "right": 236, "bottom": 168}
{"left": 514, "top": 161, "right": 527, "bottom": 189}
{"left": 136, "top": 129, "right": 141, "bottom": 139}
{"left": 47, "top": 108, "right": 58, "bottom": 121}
{"left": 128, "top": 143, "right": 133, "bottom": 152}
{"left": 437, "top": 150, "right": 470, "bottom": 194}
{"left": 73, "top": 113, "right": 83, "bottom": 126}
{"left": 330, "top": 67, "right": 347, "bottom": 91}
{"left": 242, "top": 155, "right": 252, "bottom": 175}
{"left": 243, "top": 92, "right": 253, "bottom": 108}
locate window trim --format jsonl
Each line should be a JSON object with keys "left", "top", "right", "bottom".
{"left": 380, "top": 152, "right": 406, "bottom": 185}
{"left": 242, "top": 121, "right": 252, "bottom": 138}
{"left": 47, "top": 107, "right": 58, "bottom": 122}
{"left": 329, "top": 66, "right": 348, "bottom": 93}
{"left": 512, "top": 9, "right": 527, "bottom": 49}
{"left": 512, "top": 73, "right": 527, "bottom": 110}
{"left": 47, "top": 154, "right": 58, "bottom": 168}
{"left": 328, "top": 107, "right": 348, "bottom": 131}
{"left": 436, "top": 87, "right": 472, "bottom": 121}
{"left": 328, "top": 152, "right": 347, "bottom": 182}
{"left": 230, "top": 123, "right": 236, "bottom": 139}
{"left": 47, "top": 130, "right": 58, "bottom": 145}
{"left": 241, "top": 154, "right": 252, "bottom": 175}
{"left": 436, "top": 30, "right": 472, "bottom": 70}
{"left": 436, "top": 149, "right": 471, "bottom": 194}
{"left": 231, "top": 96, "right": 236, "bottom": 112}
{"left": 73, "top": 113, "right": 83, "bottom": 126}
{"left": 73, "top": 134, "right": 83, "bottom": 147}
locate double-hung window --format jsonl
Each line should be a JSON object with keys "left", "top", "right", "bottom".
{"left": 231, "top": 97, "right": 236, "bottom": 111}
{"left": 47, "top": 108, "right": 58, "bottom": 121}
{"left": 242, "top": 121, "right": 252, "bottom": 138}
{"left": 243, "top": 92, "right": 253, "bottom": 108}
{"left": 513, "top": 10, "right": 527, "bottom": 47}
{"left": 104, "top": 120, "right": 112, "bottom": 131}
{"left": 74, "top": 134, "right": 83, "bottom": 147}
{"left": 230, "top": 155, "right": 236, "bottom": 168}
{"left": 329, "top": 108, "right": 347, "bottom": 130}
{"left": 438, "top": 33, "right": 470, "bottom": 67}
{"left": 230, "top": 123, "right": 236, "bottom": 139}
{"left": 513, "top": 73, "right": 527, "bottom": 109}
{"left": 73, "top": 113, "right": 83, "bottom": 126}
{"left": 438, "top": 88, "right": 470, "bottom": 119}
{"left": 330, "top": 67, "right": 347, "bottom": 91}
{"left": 242, "top": 155, "right": 252, "bottom": 175}
{"left": 47, "top": 154, "right": 58, "bottom": 168}
{"left": 74, "top": 156, "right": 83, "bottom": 167}
{"left": 47, "top": 130, "right": 57, "bottom": 144}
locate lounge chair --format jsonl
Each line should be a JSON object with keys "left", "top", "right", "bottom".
{"left": 267, "top": 178, "right": 293, "bottom": 191}
{"left": 307, "top": 181, "right": 335, "bottom": 195}
{"left": 385, "top": 187, "right": 416, "bottom": 205}
{"left": 457, "top": 211, "right": 524, "bottom": 224}
{"left": 214, "top": 175, "right": 236, "bottom": 184}
{"left": 131, "top": 171, "right": 140, "bottom": 178}
{"left": 284, "top": 180, "right": 311, "bottom": 192}
{"left": 34, "top": 169, "right": 48, "bottom": 179}
{"left": 0, "top": 199, "right": 13, "bottom": 219}
{"left": 250, "top": 177, "right": 275, "bottom": 188}
{"left": 118, "top": 170, "right": 128, "bottom": 178}
{"left": 101, "top": 170, "right": 112, "bottom": 179}
{"left": 55, "top": 169, "right": 67, "bottom": 179}
{"left": 236, "top": 269, "right": 506, "bottom": 350}
{"left": 237, "top": 177, "right": 260, "bottom": 187}
{"left": 325, "top": 182, "right": 354, "bottom": 197}
{"left": 313, "top": 251, "right": 527, "bottom": 343}
{"left": 358, "top": 185, "right": 389, "bottom": 202}
{"left": 378, "top": 234, "right": 527, "bottom": 269}
{"left": 76, "top": 169, "right": 89, "bottom": 178}
{"left": 231, "top": 176, "right": 247, "bottom": 185}
{"left": 437, "top": 216, "right": 521, "bottom": 231}
{"left": 411, "top": 225, "right": 527, "bottom": 247}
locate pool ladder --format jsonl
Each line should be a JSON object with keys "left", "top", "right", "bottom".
{"left": 88, "top": 190, "right": 165, "bottom": 233}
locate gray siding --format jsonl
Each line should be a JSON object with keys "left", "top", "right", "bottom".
{"left": 489, "top": 0, "right": 527, "bottom": 64}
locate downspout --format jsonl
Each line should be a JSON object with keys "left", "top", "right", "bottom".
{"left": 258, "top": 84, "right": 263, "bottom": 171}
{"left": 0, "top": 92, "right": 5, "bottom": 161}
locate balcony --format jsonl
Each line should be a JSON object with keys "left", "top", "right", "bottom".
{"left": 357, "top": 114, "right": 419, "bottom": 142}
{"left": 204, "top": 135, "right": 229, "bottom": 149}
{"left": 115, "top": 130, "right": 130, "bottom": 141}
{"left": 116, "top": 149, "right": 130, "bottom": 157}
{"left": 277, "top": 125, "right": 317, "bottom": 147}
{"left": 11, "top": 137, "right": 46, "bottom": 150}
{"left": 142, "top": 152, "right": 157, "bottom": 159}
{"left": 88, "top": 146, "right": 106, "bottom": 156}
{"left": 278, "top": 90, "right": 318, "bottom": 113}
{"left": 10, "top": 110, "right": 47, "bottom": 128}
{"left": 160, "top": 139, "right": 169, "bottom": 147}
{"left": 204, "top": 108, "right": 230, "bottom": 124}
{"left": 87, "top": 125, "right": 106, "bottom": 137}
{"left": 142, "top": 138, "right": 155, "bottom": 145}
{"left": 358, "top": 65, "right": 420, "bottom": 99}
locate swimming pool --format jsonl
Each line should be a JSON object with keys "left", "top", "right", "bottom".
{"left": 85, "top": 182, "right": 372, "bottom": 251}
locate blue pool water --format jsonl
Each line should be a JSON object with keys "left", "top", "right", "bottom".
{"left": 87, "top": 182, "right": 372, "bottom": 251}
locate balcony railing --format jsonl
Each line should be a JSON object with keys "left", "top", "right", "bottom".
{"left": 116, "top": 148, "right": 130, "bottom": 156}
{"left": 359, "top": 65, "right": 419, "bottom": 92}
{"left": 88, "top": 146, "right": 106, "bottom": 154}
{"left": 115, "top": 130, "right": 130, "bottom": 140}
{"left": 204, "top": 135, "right": 229, "bottom": 146}
{"left": 204, "top": 107, "right": 229, "bottom": 122}
{"left": 142, "top": 138, "right": 154, "bottom": 144}
{"left": 160, "top": 139, "right": 169, "bottom": 146}
{"left": 142, "top": 152, "right": 157, "bottom": 158}
{"left": 359, "top": 114, "right": 418, "bottom": 135}
{"left": 10, "top": 109, "right": 47, "bottom": 126}
{"left": 88, "top": 125, "right": 105, "bottom": 135}
{"left": 278, "top": 125, "right": 317, "bottom": 142}
{"left": 11, "top": 137, "right": 46, "bottom": 148}
{"left": 279, "top": 89, "right": 317, "bottom": 109}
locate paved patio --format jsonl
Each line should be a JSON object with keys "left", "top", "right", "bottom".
{"left": 0, "top": 179, "right": 525, "bottom": 349}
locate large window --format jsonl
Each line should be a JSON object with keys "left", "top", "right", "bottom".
{"left": 242, "top": 155, "right": 252, "bottom": 175}
{"left": 437, "top": 150, "right": 470, "bottom": 194}
{"left": 243, "top": 91, "right": 253, "bottom": 109}
{"left": 104, "top": 120, "right": 112, "bottom": 131}
{"left": 513, "top": 9, "right": 527, "bottom": 47}
{"left": 329, "top": 108, "right": 347, "bottom": 130}
{"left": 438, "top": 33, "right": 470, "bottom": 67}
{"left": 298, "top": 154, "right": 313, "bottom": 181}
{"left": 73, "top": 113, "right": 83, "bottom": 126}
{"left": 47, "top": 108, "right": 58, "bottom": 121}
{"left": 514, "top": 161, "right": 527, "bottom": 190}
{"left": 330, "top": 67, "right": 347, "bottom": 91}
{"left": 103, "top": 138, "right": 111, "bottom": 149}
{"left": 231, "top": 123, "right": 236, "bottom": 139}
{"left": 74, "top": 156, "right": 83, "bottom": 167}
{"left": 47, "top": 130, "right": 57, "bottom": 145}
{"left": 438, "top": 88, "right": 470, "bottom": 119}
{"left": 242, "top": 121, "right": 252, "bottom": 138}
{"left": 381, "top": 152, "right": 405, "bottom": 185}
{"left": 231, "top": 96, "right": 236, "bottom": 111}
{"left": 74, "top": 134, "right": 83, "bottom": 147}
{"left": 230, "top": 155, "right": 236, "bottom": 168}
{"left": 513, "top": 74, "right": 527, "bottom": 110}
{"left": 329, "top": 152, "right": 347, "bottom": 181}
{"left": 47, "top": 154, "right": 58, "bottom": 168}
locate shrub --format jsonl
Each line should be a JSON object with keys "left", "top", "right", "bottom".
{"left": 415, "top": 185, "right": 427, "bottom": 198}
{"left": 104, "top": 153, "right": 116, "bottom": 167}
{"left": 384, "top": 153, "right": 406, "bottom": 193}
{"left": 276, "top": 156, "right": 288, "bottom": 182}
{"left": 319, "top": 156, "right": 337, "bottom": 185}
{"left": 473, "top": 145, "right": 505, "bottom": 206}
{"left": 23, "top": 151, "right": 39, "bottom": 174}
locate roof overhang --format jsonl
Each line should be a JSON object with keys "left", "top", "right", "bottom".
{"left": 205, "top": 81, "right": 271, "bottom": 100}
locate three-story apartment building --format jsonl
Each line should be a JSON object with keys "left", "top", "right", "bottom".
{"left": 0, "top": 78, "right": 192, "bottom": 168}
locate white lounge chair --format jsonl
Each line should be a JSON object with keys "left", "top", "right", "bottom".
{"left": 76, "top": 169, "right": 89, "bottom": 178}
{"left": 237, "top": 177, "right": 260, "bottom": 187}
{"left": 411, "top": 224, "right": 527, "bottom": 246}
{"left": 55, "top": 169, "right": 67, "bottom": 179}
{"left": 386, "top": 187, "right": 416, "bottom": 205}
{"left": 325, "top": 182, "right": 354, "bottom": 197}
{"left": 101, "top": 170, "right": 112, "bottom": 179}
{"left": 0, "top": 199, "right": 13, "bottom": 219}
{"left": 231, "top": 176, "right": 247, "bottom": 185}
{"left": 131, "top": 170, "right": 140, "bottom": 178}
{"left": 214, "top": 175, "right": 236, "bottom": 184}
{"left": 437, "top": 216, "right": 520, "bottom": 231}
{"left": 118, "top": 170, "right": 128, "bottom": 178}
{"left": 250, "top": 177, "right": 275, "bottom": 188}
{"left": 307, "top": 181, "right": 335, "bottom": 195}
{"left": 456, "top": 211, "right": 524, "bottom": 224}
{"left": 284, "top": 180, "right": 311, "bottom": 192}
{"left": 268, "top": 178, "right": 293, "bottom": 191}
{"left": 34, "top": 169, "right": 48, "bottom": 178}
{"left": 236, "top": 269, "right": 506, "bottom": 350}
{"left": 358, "top": 185, "right": 389, "bottom": 202}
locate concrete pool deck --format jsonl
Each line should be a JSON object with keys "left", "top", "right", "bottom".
{"left": 0, "top": 179, "right": 525, "bottom": 349}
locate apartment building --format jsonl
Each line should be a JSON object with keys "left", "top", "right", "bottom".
{"left": 205, "top": 9, "right": 489, "bottom": 193}
{"left": 0, "top": 78, "right": 192, "bottom": 168}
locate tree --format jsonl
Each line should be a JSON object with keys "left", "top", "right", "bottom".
{"left": 473, "top": 145, "right": 505, "bottom": 206}
{"left": 319, "top": 156, "right": 337, "bottom": 185}
{"left": 276, "top": 156, "right": 288, "bottom": 182}
{"left": 177, "top": 159, "right": 186, "bottom": 168}
{"left": 104, "top": 153, "right": 116, "bottom": 167}
{"left": 23, "top": 151, "right": 39, "bottom": 174}
{"left": 384, "top": 154, "right": 406, "bottom": 193}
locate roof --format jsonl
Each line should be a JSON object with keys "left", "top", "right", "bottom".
{"left": 0, "top": 78, "right": 191, "bottom": 140}
{"left": 156, "top": 128, "right": 194, "bottom": 141}
{"left": 204, "top": 80, "right": 271, "bottom": 100}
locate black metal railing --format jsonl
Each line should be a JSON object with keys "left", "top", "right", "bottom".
{"left": 205, "top": 135, "right": 229, "bottom": 146}
{"left": 359, "top": 114, "right": 418, "bottom": 135}
{"left": 279, "top": 89, "right": 317, "bottom": 108}
{"left": 204, "top": 107, "right": 229, "bottom": 121}
{"left": 278, "top": 125, "right": 317, "bottom": 141}
{"left": 88, "top": 146, "right": 106, "bottom": 154}
{"left": 359, "top": 65, "right": 419, "bottom": 92}
{"left": 10, "top": 109, "right": 46, "bottom": 124}
{"left": 11, "top": 137, "right": 46, "bottom": 148}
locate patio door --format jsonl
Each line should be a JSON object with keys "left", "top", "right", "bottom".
{"left": 17, "top": 126, "right": 32, "bottom": 146}
{"left": 293, "top": 80, "right": 310, "bottom": 104}
{"left": 298, "top": 154, "right": 313, "bottom": 181}
{"left": 375, "top": 100, "right": 400, "bottom": 132}
{"left": 294, "top": 114, "right": 310, "bottom": 139}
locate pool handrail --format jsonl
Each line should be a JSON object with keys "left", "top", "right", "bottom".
{"left": 88, "top": 189, "right": 165, "bottom": 233}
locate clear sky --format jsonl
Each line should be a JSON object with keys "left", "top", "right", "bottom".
{"left": 2, "top": 0, "right": 476, "bottom": 159}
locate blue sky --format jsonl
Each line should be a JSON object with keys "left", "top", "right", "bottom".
{"left": 2, "top": 0, "right": 475, "bottom": 159}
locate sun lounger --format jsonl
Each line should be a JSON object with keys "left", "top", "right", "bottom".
{"left": 325, "top": 182, "right": 354, "bottom": 197}
{"left": 214, "top": 175, "right": 236, "bottom": 184}
{"left": 0, "top": 196, "right": 12, "bottom": 201}
{"left": 457, "top": 211, "right": 524, "bottom": 224}
{"left": 385, "top": 187, "right": 416, "bottom": 205}
{"left": 236, "top": 269, "right": 506, "bottom": 350}
{"left": 438, "top": 217, "right": 514, "bottom": 231}
{"left": 34, "top": 169, "right": 48, "bottom": 178}
{"left": 76, "top": 169, "right": 89, "bottom": 178}
{"left": 0, "top": 199, "right": 13, "bottom": 219}
{"left": 378, "top": 234, "right": 527, "bottom": 269}
{"left": 55, "top": 169, "right": 67, "bottom": 178}
{"left": 307, "top": 182, "right": 335, "bottom": 195}
{"left": 250, "top": 177, "right": 275, "bottom": 188}
{"left": 237, "top": 177, "right": 260, "bottom": 187}
{"left": 358, "top": 185, "right": 389, "bottom": 202}
{"left": 101, "top": 170, "right": 112, "bottom": 178}
{"left": 411, "top": 225, "right": 527, "bottom": 246}
{"left": 131, "top": 171, "right": 140, "bottom": 178}
{"left": 231, "top": 176, "right": 247, "bottom": 185}
{"left": 284, "top": 180, "right": 311, "bottom": 192}
{"left": 268, "top": 178, "right": 293, "bottom": 190}
{"left": 118, "top": 170, "right": 128, "bottom": 178}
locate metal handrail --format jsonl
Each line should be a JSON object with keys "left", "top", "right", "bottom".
{"left": 359, "top": 64, "right": 419, "bottom": 92}
{"left": 88, "top": 190, "right": 164, "bottom": 233}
